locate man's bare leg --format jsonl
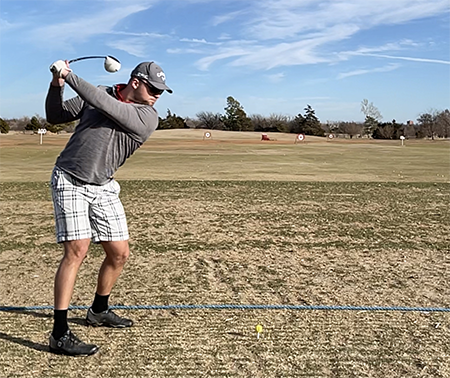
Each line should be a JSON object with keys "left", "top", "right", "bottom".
{"left": 86, "top": 240, "right": 133, "bottom": 327}
{"left": 54, "top": 239, "right": 91, "bottom": 310}
{"left": 50, "top": 236, "right": 99, "bottom": 355}
{"left": 51, "top": 238, "right": 99, "bottom": 356}
{"left": 97, "top": 240, "right": 130, "bottom": 295}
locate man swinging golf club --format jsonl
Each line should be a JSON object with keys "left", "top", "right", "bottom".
{"left": 46, "top": 59, "right": 172, "bottom": 356}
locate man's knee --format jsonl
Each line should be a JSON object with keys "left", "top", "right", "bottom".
{"left": 102, "top": 241, "right": 130, "bottom": 266}
{"left": 62, "top": 239, "right": 90, "bottom": 263}
{"left": 113, "top": 249, "right": 130, "bottom": 266}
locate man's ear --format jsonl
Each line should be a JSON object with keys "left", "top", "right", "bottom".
{"left": 130, "top": 78, "right": 140, "bottom": 89}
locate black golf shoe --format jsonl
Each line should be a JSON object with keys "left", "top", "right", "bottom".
{"left": 86, "top": 308, "right": 133, "bottom": 328}
{"left": 49, "top": 330, "right": 99, "bottom": 356}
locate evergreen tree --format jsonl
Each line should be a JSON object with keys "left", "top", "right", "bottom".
{"left": 303, "top": 104, "right": 324, "bottom": 136}
{"left": 158, "top": 109, "right": 186, "bottom": 129}
{"left": 25, "top": 116, "right": 43, "bottom": 132}
{"left": 223, "top": 96, "right": 252, "bottom": 131}
{"left": 364, "top": 116, "right": 379, "bottom": 137}
{"left": 46, "top": 122, "right": 70, "bottom": 134}
{"left": 290, "top": 113, "right": 305, "bottom": 134}
{"left": 0, "top": 118, "right": 10, "bottom": 134}
{"left": 291, "top": 105, "right": 323, "bottom": 136}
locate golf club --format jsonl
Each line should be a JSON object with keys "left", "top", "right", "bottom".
{"left": 68, "top": 55, "right": 121, "bottom": 73}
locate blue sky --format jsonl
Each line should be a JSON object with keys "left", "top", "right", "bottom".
{"left": 0, "top": 0, "right": 449, "bottom": 123}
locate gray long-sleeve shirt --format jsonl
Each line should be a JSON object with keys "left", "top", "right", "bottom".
{"left": 46, "top": 72, "right": 158, "bottom": 185}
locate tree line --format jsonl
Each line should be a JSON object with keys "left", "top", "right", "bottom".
{"left": 1, "top": 96, "right": 449, "bottom": 140}
{"left": 0, "top": 115, "right": 77, "bottom": 135}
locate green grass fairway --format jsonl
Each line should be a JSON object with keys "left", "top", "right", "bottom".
{"left": 0, "top": 130, "right": 449, "bottom": 377}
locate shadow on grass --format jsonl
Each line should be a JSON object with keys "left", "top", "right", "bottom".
{"left": 5, "top": 310, "right": 87, "bottom": 326}
{"left": 4, "top": 310, "right": 52, "bottom": 319}
{"left": 0, "top": 311, "right": 88, "bottom": 354}
{"left": 0, "top": 332, "right": 49, "bottom": 353}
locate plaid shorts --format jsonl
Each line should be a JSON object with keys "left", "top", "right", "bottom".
{"left": 50, "top": 166, "right": 129, "bottom": 243}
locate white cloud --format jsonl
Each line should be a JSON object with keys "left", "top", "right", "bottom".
{"left": 107, "top": 38, "right": 149, "bottom": 57}
{"left": 191, "top": 0, "right": 449, "bottom": 71}
{"left": 198, "top": 24, "right": 358, "bottom": 70}
{"left": 0, "top": 18, "right": 16, "bottom": 32}
{"left": 30, "top": 3, "right": 155, "bottom": 49}
{"left": 169, "top": 0, "right": 222, "bottom": 6}
{"left": 167, "top": 48, "right": 205, "bottom": 54}
{"left": 337, "top": 40, "right": 423, "bottom": 61}
{"left": 112, "top": 31, "right": 167, "bottom": 38}
{"left": 353, "top": 53, "right": 450, "bottom": 65}
{"left": 244, "top": 0, "right": 449, "bottom": 40}
{"left": 354, "top": 40, "right": 421, "bottom": 54}
{"left": 218, "top": 33, "right": 232, "bottom": 41}
{"left": 338, "top": 63, "right": 401, "bottom": 79}
{"left": 336, "top": 40, "right": 450, "bottom": 66}
{"left": 211, "top": 10, "right": 246, "bottom": 27}
{"left": 196, "top": 47, "right": 253, "bottom": 70}
{"left": 180, "top": 38, "right": 222, "bottom": 46}
{"left": 106, "top": 30, "right": 170, "bottom": 57}
{"left": 335, "top": 36, "right": 449, "bottom": 66}
{"left": 266, "top": 73, "right": 285, "bottom": 83}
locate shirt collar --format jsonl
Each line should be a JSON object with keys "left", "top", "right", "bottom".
{"left": 114, "top": 84, "right": 131, "bottom": 103}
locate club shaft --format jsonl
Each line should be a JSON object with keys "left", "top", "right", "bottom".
{"left": 68, "top": 56, "right": 106, "bottom": 63}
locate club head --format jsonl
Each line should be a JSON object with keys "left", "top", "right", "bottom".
{"left": 104, "top": 56, "right": 121, "bottom": 73}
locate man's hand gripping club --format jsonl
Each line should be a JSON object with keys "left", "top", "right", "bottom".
{"left": 49, "top": 60, "right": 72, "bottom": 79}
{"left": 49, "top": 60, "right": 72, "bottom": 87}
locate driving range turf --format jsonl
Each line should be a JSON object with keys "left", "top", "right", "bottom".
{"left": 0, "top": 130, "right": 449, "bottom": 377}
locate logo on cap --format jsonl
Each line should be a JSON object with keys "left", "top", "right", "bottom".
{"left": 134, "top": 72, "right": 149, "bottom": 81}
{"left": 156, "top": 72, "right": 166, "bottom": 81}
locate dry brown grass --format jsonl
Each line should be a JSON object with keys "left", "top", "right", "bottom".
{"left": 0, "top": 180, "right": 449, "bottom": 377}
{"left": 1, "top": 130, "right": 449, "bottom": 182}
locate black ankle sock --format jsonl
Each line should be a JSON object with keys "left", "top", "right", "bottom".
{"left": 52, "top": 309, "right": 69, "bottom": 339}
{"left": 91, "top": 293, "right": 110, "bottom": 313}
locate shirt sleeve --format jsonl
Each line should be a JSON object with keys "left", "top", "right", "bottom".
{"left": 64, "top": 72, "right": 158, "bottom": 142}
{"left": 45, "top": 84, "right": 85, "bottom": 124}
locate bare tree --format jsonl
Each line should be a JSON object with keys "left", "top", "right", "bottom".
{"left": 324, "top": 121, "right": 340, "bottom": 134}
{"left": 249, "top": 114, "right": 291, "bottom": 132}
{"left": 361, "top": 99, "right": 382, "bottom": 136}
{"left": 403, "top": 121, "right": 416, "bottom": 139}
{"left": 377, "top": 123, "right": 395, "bottom": 139}
{"left": 184, "top": 117, "right": 200, "bottom": 129}
{"left": 267, "top": 113, "right": 291, "bottom": 133}
{"left": 338, "top": 122, "right": 363, "bottom": 138}
{"left": 8, "top": 116, "right": 31, "bottom": 131}
{"left": 435, "top": 109, "right": 450, "bottom": 138}
{"left": 417, "top": 112, "right": 437, "bottom": 140}
{"left": 361, "top": 99, "right": 382, "bottom": 120}
{"left": 195, "top": 111, "right": 224, "bottom": 130}
{"left": 250, "top": 114, "right": 269, "bottom": 132}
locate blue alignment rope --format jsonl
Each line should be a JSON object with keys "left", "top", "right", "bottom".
{"left": 1, "top": 304, "right": 449, "bottom": 312}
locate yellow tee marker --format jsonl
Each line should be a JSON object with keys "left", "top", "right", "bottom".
{"left": 256, "top": 324, "right": 263, "bottom": 339}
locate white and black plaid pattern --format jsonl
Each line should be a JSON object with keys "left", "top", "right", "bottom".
{"left": 50, "top": 166, "right": 129, "bottom": 243}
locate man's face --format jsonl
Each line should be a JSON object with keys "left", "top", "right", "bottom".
{"left": 135, "top": 79, "right": 163, "bottom": 106}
